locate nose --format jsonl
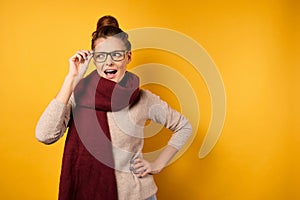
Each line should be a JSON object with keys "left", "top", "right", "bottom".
{"left": 105, "top": 54, "right": 114, "bottom": 66}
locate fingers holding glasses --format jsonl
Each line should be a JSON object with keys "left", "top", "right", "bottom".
{"left": 72, "top": 50, "right": 92, "bottom": 63}
{"left": 69, "top": 50, "right": 93, "bottom": 77}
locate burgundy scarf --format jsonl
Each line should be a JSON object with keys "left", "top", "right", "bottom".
{"left": 58, "top": 70, "right": 140, "bottom": 200}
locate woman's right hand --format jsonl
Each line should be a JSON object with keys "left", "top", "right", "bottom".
{"left": 68, "top": 50, "right": 93, "bottom": 78}
{"left": 55, "top": 50, "right": 93, "bottom": 104}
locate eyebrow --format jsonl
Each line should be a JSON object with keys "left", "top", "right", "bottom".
{"left": 93, "top": 50, "right": 126, "bottom": 53}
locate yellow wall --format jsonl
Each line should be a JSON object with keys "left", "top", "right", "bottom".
{"left": 0, "top": 0, "right": 299, "bottom": 199}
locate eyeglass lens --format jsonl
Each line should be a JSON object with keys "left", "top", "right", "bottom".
{"left": 93, "top": 50, "right": 126, "bottom": 63}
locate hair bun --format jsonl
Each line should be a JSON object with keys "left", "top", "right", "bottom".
{"left": 96, "top": 15, "right": 119, "bottom": 30}
{"left": 92, "top": 15, "right": 131, "bottom": 50}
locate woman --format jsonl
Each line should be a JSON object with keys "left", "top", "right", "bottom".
{"left": 36, "top": 16, "right": 192, "bottom": 200}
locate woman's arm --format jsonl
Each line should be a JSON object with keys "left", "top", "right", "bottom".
{"left": 132, "top": 145, "right": 178, "bottom": 178}
{"left": 56, "top": 50, "right": 93, "bottom": 104}
{"left": 35, "top": 50, "right": 92, "bottom": 144}
{"left": 35, "top": 97, "right": 74, "bottom": 144}
{"left": 131, "top": 91, "right": 192, "bottom": 177}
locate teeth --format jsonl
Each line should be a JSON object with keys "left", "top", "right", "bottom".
{"left": 106, "top": 69, "right": 115, "bottom": 72}
{"left": 104, "top": 69, "right": 117, "bottom": 74}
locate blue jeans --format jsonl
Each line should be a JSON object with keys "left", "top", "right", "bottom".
{"left": 146, "top": 194, "right": 157, "bottom": 200}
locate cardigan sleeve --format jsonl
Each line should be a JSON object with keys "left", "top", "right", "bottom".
{"left": 35, "top": 94, "right": 75, "bottom": 144}
{"left": 146, "top": 90, "right": 192, "bottom": 150}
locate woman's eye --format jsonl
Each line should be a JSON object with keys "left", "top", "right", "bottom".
{"left": 112, "top": 52, "right": 122, "bottom": 57}
{"left": 96, "top": 53, "right": 105, "bottom": 59}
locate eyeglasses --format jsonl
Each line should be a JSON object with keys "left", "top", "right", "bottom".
{"left": 92, "top": 50, "right": 128, "bottom": 63}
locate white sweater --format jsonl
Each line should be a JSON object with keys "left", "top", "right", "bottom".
{"left": 36, "top": 89, "right": 192, "bottom": 200}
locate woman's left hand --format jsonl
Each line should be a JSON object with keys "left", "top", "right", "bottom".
{"left": 130, "top": 158, "right": 163, "bottom": 178}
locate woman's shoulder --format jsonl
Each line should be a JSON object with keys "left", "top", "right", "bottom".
{"left": 137, "top": 89, "right": 166, "bottom": 108}
{"left": 139, "top": 89, "right": 160, "bottom": 101}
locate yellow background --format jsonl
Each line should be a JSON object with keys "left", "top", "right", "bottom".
{"left": 0, "top": 0, "right": 299, "bottom": 199}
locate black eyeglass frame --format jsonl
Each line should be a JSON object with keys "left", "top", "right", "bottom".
{"left": 92, "top": 50, "right": 128, "bottom": 63}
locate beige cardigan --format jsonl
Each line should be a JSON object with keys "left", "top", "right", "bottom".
{"left": 36, "top": 89, "right": 192, "bottom": 200}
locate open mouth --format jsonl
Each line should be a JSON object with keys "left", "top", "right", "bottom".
{"left": 104, "top": 69, "right": 118, "bottom": 75}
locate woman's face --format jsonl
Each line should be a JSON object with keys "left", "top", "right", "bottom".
{"left": 93, "top": 37, "right": 131, "bottom": 83}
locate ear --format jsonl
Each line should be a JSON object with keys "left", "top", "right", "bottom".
{"left": 126, "top": 51, "right": 132, "bottom": 64}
